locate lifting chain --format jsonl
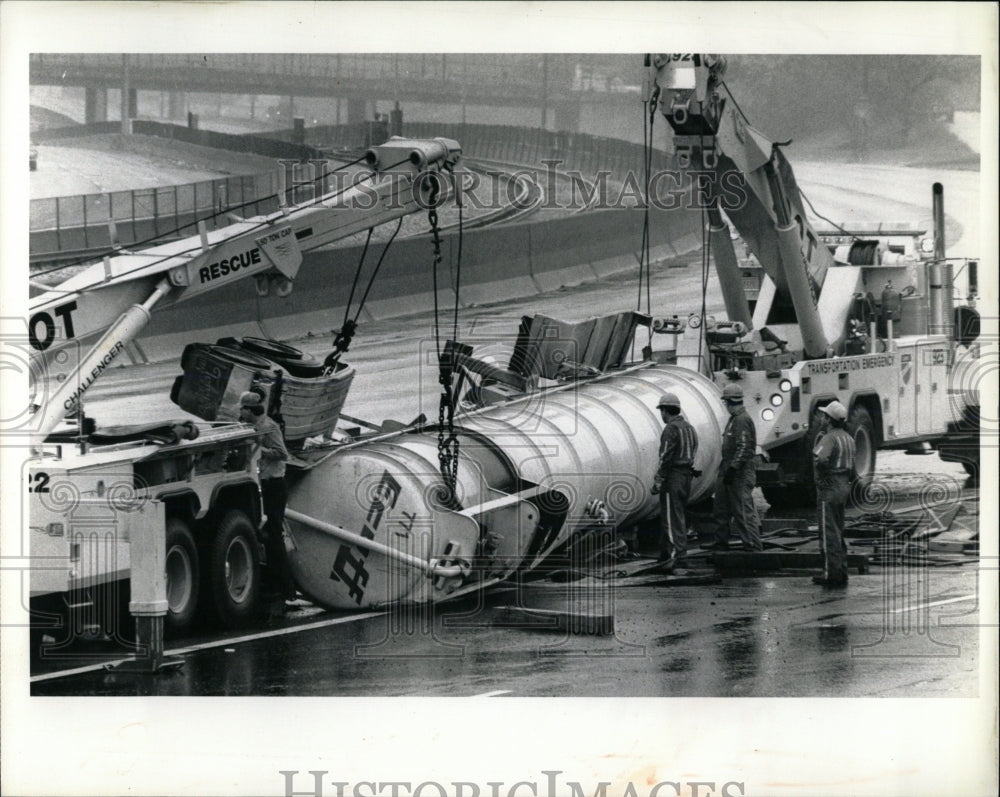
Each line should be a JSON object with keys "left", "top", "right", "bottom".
{"left": 429, "top": 194, "right": 460, "bottom": 506}
{"left": 324, "top": 319, "right": 357, "bottom": 372}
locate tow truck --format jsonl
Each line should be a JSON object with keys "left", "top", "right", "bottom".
{"left": 26, "top": 136, "right": 461, "bottom": 655}
{"left": 647, "top": 53, "right": 982, "bottom": 504}
{"left": 211, "top": 54, "right": 986, "bottom": 613}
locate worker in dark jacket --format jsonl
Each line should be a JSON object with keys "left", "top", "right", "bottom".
{"left": 239, "top": 390, "right": 296, "bottom": 611}
{"left": 651, "top": 392, "right": 698, "bottom": 572}
{"left": 704, "top": 382, "right": 762, "bottom": 551}
{"left": 812, "top": 400, "right": 855, "bottom": 587}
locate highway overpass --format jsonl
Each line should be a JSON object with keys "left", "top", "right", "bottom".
{"left": 30, "top": 53, "right": 641, "bottom": 130}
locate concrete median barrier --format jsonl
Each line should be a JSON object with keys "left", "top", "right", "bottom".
{"left": 448, "top": 224, "right": 539, "bottom": 307}
{"left": 133, "top": 194, "right": 705, "bottom": 360}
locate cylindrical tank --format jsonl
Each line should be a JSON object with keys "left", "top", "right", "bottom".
{"left": 895, "top": 295, "right": 929, "bottom": 337}
{"left": 286, "top": 362, "right": 728, "bottom": 609}
{"left": 928, "top": 261, "right": 954, "bottom": 338}
{"left": 881, "top": 282, "right": 902, "bottom": 323}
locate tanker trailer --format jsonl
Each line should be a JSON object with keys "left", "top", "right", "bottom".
{"left": 284, "top": 362, "right": 728, "bottom": 610}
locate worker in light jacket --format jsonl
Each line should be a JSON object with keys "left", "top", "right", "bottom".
{"left": 812, "top": 400, "right": 855, "bottom": 587}
{"left": 239, "top": 390, "right": 296, "bottom": 609}
{"left": 704, "top": 382, "right": 762, "bottom": 552}
{"left": 651, "top": 392, "right": 698, "bottom": 572}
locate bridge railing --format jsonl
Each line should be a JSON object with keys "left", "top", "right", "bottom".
{"left": 29, "top": 121, "right": 329, "bottom": 260}
{"left": 31, "top": 120, "right": 676, "bottom": 261}
{"left": 30, "top": 53, "right": 553, "bottom": 93}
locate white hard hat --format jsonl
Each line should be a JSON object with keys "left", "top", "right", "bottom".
{"left": 819, "top": 400, "right": 848, "bottom": 421}
{"left": 657, "top": 392, "right": 681, "bottom": 410}
{"left": 721, "top": 383, "right": 744, "bottom": 402}
{"left": 239, "top": 391, "right": 264, "bottom": 408}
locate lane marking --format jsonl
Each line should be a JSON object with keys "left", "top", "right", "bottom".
{"left": 471, "top": 689, "right": 512, "bottom": 698}
{"left": 891, "top": 594, "right": 977, "bottom": 614}
{"left": 30, "top": 611, "right": 384, "bottom": 683}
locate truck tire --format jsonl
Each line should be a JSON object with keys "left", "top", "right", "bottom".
{"left": 759, "top": 410, "right": 824, "bottom": 508}
{"left": 847, "top": 405, "right": 877, "bottom": 500}
{"left": 229, "top": 337, "right": 326, "bottom": 378}
{"left": 209, "top": 345, "right": 274, "bottom": 370}
{"left": 206, "top": 510, "right": 261, "bottom": 628}
{"left": 240, "top": 337, "right": 304, "bottom": 360}
{"left": 165, "top": 517, "right": 200, "bottom": 634}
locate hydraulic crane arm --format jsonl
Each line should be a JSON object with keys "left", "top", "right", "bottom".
{"left": 30, "top": 137, "right": 461, "bottom": 439}
{"left": 649, "top": 54, "right": 835, "bottom": 358}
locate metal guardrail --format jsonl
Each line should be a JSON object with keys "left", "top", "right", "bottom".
{"left": 30, "top": 120, "right": 675, "bottom": 262}
{"left": 29, "top": 121, "right": 329, "bottom": 263}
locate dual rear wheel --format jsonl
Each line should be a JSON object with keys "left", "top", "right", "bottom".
{"left": 164, "top": 510, "right": 262, "bottom": 635}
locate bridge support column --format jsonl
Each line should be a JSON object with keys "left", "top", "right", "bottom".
{"left": 554, "top": 100, "right": 581, "bottom": 134}
{"left": 389, "top": 102, "right": 403, "bottom": 137}
{"left": 84, "top": 87, "right": 107, "bottom": 124}
{"left": 167, "top": 91, "right": 185, "bottom": 120}
{"left": 345, "top": 96, "right": 366, "bottom": 125}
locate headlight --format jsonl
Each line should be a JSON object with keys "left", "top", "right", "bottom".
{"left": 761, "top": 408, "right": 775, "bottom": 421}
{"left": 779, "top": 379, "right": 792, "bottom": 392}
{"left": 770, "top": 394, "right": 783, "bottom": 407}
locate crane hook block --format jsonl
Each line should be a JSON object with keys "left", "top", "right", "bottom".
{"left": 364, "top": 137, "right": 462, "bottom": 174}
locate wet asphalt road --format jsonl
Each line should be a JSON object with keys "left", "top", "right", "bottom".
{"left": 31, "top": 558, "right": 981, "bottom": 697}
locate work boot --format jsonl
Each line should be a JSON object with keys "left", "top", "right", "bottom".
{"left": 701, "top": 541, "right": 729, "bottom": 551}
{"left": 653, "top": 554, "right": 677, "bottom": 574}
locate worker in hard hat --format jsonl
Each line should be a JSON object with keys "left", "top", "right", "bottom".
{"left": 703, "top": 382, "right": 762, "bottom": 552}
{"left": 651, "top": 392, "right": 699, "bottom": 573}
{"left": 239, "top": 390, "right": 295, "bottom": 613}
{"left": 812, "top": 400, "right": 855, "bottom": 587}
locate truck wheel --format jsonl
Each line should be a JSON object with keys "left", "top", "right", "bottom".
{"left": 759, "top": 415, "right": 822, "bottom": 509}
{"left": 209, "top": 345, "right": 274, "bottom": 370}
{"left": 847, "top": 405, "right": 877, "bottom": 497}
{"left": 240, "top": 337, "right": 304, "bottom": 360}
{"left": 165, "top": 517, "right": 200, "bottom": 633}
{"left": 207, "top": 511, "right": 261, "bottom": 628}
{"left": 241, "top": 336, "right": 325, "bottom": 377}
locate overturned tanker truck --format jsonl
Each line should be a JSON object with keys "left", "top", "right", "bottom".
{"left": 286, "top": 346, "right": 728, "bottom": 608}
{"left": 279, "top": 54, "right": 983, "bottom": 610}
